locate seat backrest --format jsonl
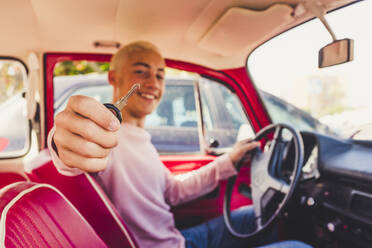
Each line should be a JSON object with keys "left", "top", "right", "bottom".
{"left": 26, "top": 152, "right": 138, "bottom": 248}
{"left": 0, "top": 182, "right": 107, "bottom": 248}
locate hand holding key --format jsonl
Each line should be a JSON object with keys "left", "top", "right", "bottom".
{"left": 53, "top": 84, "right": 139, "bottom": 172}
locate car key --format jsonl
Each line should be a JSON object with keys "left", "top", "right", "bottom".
{"left": 104, "top": 83, "right": 140, "bottom": 123}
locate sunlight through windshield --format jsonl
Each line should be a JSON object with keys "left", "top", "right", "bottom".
{"left": 248, "top": 1, "right": 372, "bottom": 139}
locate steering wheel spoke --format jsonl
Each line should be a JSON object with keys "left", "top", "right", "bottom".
{"left": 252, "top": 184, "right": 264, "bottom": 217}
{"left": 255, "top": 216, "right": 263, "bottom": 230}
{"left": 273, "top": 126, "right": 282, "bottom": 139}
{"left": 267, "top": 175, "right": 290, "bottom": 194}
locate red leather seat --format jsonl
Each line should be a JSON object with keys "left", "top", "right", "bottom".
{"left": 27, "top": 154, "right": 138, "bottom": 248}
{"left": 0, "top": 182, "right": 107, "bottom": 248}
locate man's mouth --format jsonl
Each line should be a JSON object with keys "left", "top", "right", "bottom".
{"left": 137, "top": 91, "right": 158, "bottom": 100}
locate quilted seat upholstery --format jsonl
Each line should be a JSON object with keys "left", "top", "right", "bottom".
{"left": 0, "top": 182, "right": 107, "bottom": 248}
{"left": 28, "top": 157, "right": 138, "bottom": 248}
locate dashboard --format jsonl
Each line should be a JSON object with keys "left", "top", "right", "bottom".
{"left": 285, "top": 131, "right": 372, "bottom": 247}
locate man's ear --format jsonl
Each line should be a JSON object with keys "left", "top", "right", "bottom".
{"left": 108, "top": 70, "right": 116, "bottom": 86}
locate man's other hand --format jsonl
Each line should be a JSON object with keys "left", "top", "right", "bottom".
{"left": 53, "top": 95, "right": 121, "bottom": 172}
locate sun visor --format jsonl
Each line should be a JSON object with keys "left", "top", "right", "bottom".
{"left": 198, "top": 4, "right": 294, "bottom": 56}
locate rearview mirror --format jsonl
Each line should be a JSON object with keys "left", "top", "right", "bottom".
{"left": 318, "top": 39, "right": 354, "bottom": 68}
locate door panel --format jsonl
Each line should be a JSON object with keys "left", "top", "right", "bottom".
{"left": 162, "top": 155, "right": 253, "bottom": 229}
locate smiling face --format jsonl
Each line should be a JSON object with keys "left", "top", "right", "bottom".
{"left": 109, "top": 47, "right": 165, "bottom": 126}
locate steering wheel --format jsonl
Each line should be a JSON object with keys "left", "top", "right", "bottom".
{"left": 223, "top": 123, "right": 304, "bottom": 238}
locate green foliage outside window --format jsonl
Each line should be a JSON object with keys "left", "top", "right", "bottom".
{"left": 54, "top": 60, "right": 197, "bottom": 78}
{"left": 0, "top": 62, "right": 25, "bottom": 104}
{"left": 54, "top": 61, "right": 110, "bottom": 76}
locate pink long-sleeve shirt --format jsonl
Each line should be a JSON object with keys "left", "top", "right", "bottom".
{"left": 47, "top": 123, "right": 237, "bottom": 248}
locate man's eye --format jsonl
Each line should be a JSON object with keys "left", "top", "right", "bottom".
{"left": 134, "top": 70, "right": 144, "bottom": 74}
{"left": 157, "top": 74, "right": 164, "bottom": 80}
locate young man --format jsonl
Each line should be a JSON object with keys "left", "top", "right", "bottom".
{"left": 48, "top": 41, "right": 311, "bottom": 248}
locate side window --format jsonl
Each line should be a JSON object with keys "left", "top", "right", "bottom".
{"left": 199, "top": 77, "right": 254, "bottom": 150}
{"left": 145, "top": 71, "right": 200, "bottom": 154}
{"left": 54, "top": 75, "right": 111, "bottom": 116}
{"left": 0, "top": 60, "right": 29, "bottom": 157}
{"left": 53, "top": 61, "right": 111, "bottom": 116}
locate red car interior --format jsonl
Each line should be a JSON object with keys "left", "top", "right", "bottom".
{"left": 27, "top": 158, "right": 138, "bottom": 248}
{"left": 0, "top": 182, "right": 107, "bottom": 248}
{"left": 0, "top": 1, "right": 364, "bottom": 247}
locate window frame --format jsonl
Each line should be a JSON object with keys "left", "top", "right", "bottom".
{"left": 198, "top": 76, "right": 254, "bottom": 155}
{"left": 45, "top": 53, "right": 266, "bottom": 153}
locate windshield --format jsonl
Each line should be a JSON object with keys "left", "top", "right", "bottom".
{"left": 248, "top": 1, "right": 372, "bottom": 139}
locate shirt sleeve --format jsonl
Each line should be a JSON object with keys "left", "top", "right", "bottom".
{"left": 164, "top": 153, "right": 237, "bottom": 206}
{"left": 47, "top": 126, "right": 84, "bottom": 176}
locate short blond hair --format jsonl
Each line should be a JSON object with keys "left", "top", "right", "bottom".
{"left": 110, "top": 41, "right": 162, "bottom": 71}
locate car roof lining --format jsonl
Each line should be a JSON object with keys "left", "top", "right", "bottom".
{"left": 0, "top": 0, "right": 356, "bottom": 70}
{"left": 197, "top": 4, "right": 295, "bottom": 56}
